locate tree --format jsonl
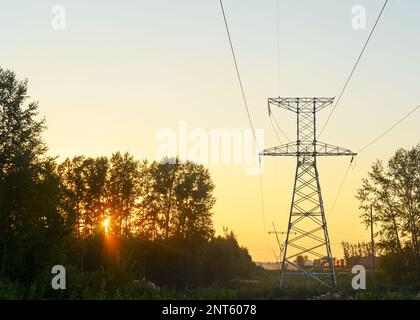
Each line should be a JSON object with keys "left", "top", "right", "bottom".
{"left": 0, "top": 68, "right": 70, "bottom": 281}
{"left": 58, "top": 156, "right": 109, "bottom": 237}
{"left": 356, "top": 145, "right": 420, "bottom": 275}
{"left": 341, "top": 241, "right": 372, "bottom": 260}
{"left": 83, "top": 157, "right": 109, "bottom": 233}
{"left": 140, "top": 158, "right": 216, "bottom": 241}
{"left": 143, "top": 158, "right": 180, "bottom": 239}
{"left": 173, "top": 161, "right": 215, "bottom": 240}
{"left": 0, "top": 67, "right": 250, "bottom": 295}
{"left": 107, "top": 152, "right": 141, "bottom": 237}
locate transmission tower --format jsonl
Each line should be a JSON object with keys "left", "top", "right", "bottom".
{"left": 261, "top": 97, "right": 356, "bottom": 289}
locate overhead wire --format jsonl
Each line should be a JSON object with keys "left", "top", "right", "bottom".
{"left": 271, "top": 111, "right": 291, "bottom": 142}
{"left": 328, "top": 102, "right": 420, "bottom": 216}
{"left": 269, "top": 116, "right": 282, "bottom": 144}
{"left": 220, "top": 0, "right": 418, "bottom": 260}
{"left": 357, "top": 103, "right": 420, "bottom": 154}
{"left": 328, "top": 160, "right": 353, "bottom": 216}
{"left": 320, "top": 0, "right": 395, "bottom": 218}
{"left": 219, "top": 0, "right": 257, "bottom": 143}
{"left": 318, "top": 0, "right": 390, "bottom": 139}
{"left": 219, "top": 0, "right": 267, "bottom": 234}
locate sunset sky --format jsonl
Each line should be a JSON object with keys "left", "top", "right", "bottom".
{"left": 1, "top": 0, "right": 419, "bottom": 261}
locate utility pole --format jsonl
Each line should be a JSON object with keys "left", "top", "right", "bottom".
{"left": 268, "top": 223, "right": 285, "bottom": 259}
{"left": 261, "top": 97, "right": 356, "bottom": 289}
{"left": 268, "top": 223, "right": 296, "bottom": 274}
{"left": 268, "top": 222, "right": 296, "bottom": 264}
{"left": 370, "top": 204, "right": 375, "bottom": 279}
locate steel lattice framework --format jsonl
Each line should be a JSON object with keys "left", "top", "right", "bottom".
{"left": 261, "top": 97, "right": 356, "bottom": 289}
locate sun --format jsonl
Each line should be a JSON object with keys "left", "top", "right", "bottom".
{"left": 102, "top": 217, "right": 110, "bottom": 233}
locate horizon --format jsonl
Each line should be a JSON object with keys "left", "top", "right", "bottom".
{"left": 1, "top": 0, "right": 420, "bottom": 262}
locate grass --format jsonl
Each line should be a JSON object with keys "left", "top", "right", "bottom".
{"left": 176, "top": 268, "right": 420, "bottom": 300}
{"left": 1, "top": 268, "right": 418, "bottom": 300}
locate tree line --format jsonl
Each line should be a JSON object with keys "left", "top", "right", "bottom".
{"left": 0, "top": 68, "right": 255, "bottom": 298}
{"left": 58, "top": 155, "right": 215, "bottom": 241}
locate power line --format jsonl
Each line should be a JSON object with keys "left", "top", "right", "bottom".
{"left": 327, "top": 102, "right": 420, "bottom": 216}
{"left": 219, "top": 0, "right": 267, "bottom": 234}
{"left": 357, "top": 103, "right": 420, "bottom": 153}
{"left": 271, "top": 111, "right": 291, "bottom": 142}
{"left": 269, "top": 115, "right": 282, "bottom": 144}
{"left": 318, "top": 0, "right": 389, "bottom": 139}
{"left": 219, "top": 0, "right": 257, "bottom": 143}
{"left": 258, "top": 172, "right": 267, "bottom": 234}
{"left": 272, "top": 0, "right": 291, "bottom": 144}
{"left": 328, "top": 160, "right": 353, "bottom": 216}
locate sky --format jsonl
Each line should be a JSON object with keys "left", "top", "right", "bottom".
{"left": 1, "top": 0, "right": 419, "bottom": 261}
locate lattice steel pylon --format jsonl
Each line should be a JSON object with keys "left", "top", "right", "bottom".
{"left": 260, "top": 97, "right": 356, "bottom": 289}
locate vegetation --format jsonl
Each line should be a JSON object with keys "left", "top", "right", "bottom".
{"left": 356, "top": 145, "right": 420, "bottom": 282}
{"left": 0, "top": 67, "right": 418, "bottom": 300}
{"left": 0, "top": 68, "right": 256, "bottom": 299}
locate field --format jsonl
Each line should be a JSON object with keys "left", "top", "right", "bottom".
{"left": 172, "top": 268, "right": 420, "bottom": 300}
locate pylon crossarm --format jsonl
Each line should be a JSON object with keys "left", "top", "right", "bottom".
{"left": 268, "top": 97, "right": 334, "bottom": 113}
{"left": 260, "top": 142, "right": 298, "bottom": 157}
{"left": 314, "top": 142, "right": 357, "bottom": 157}
{"left": 260, "top": 142, "right": 356, "bottom": 157}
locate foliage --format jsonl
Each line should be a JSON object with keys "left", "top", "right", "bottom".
{"left": 341, "top": 241, "right": 372, "bottom": 259}
{"left": 356, "top": 145, "right": 420, "bottom": 281}
{"left": 1, "top": 67, "right": 418, "bottom": 299}
{"left": 0, "top": 68, "right": 256, "bottom": 298}
{"left": 0, "top": 68, "right": 71, "bottom": 284}
{"left": 58, "top": 156, "right": 216, "bottom": 241}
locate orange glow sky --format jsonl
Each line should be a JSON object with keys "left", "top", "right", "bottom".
{"left": 1, "top": 1, "right": 419, "bottom": 261}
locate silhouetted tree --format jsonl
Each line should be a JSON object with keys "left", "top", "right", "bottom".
{"left": 0, "top": 68, "right": 252, "bottom": 296}
{"left": 0, "top": 68, "right": 70, "bottom": 282}
{"left": 107, "top": 152, "right": 141, "bottom": 237}
{"left": 58, "top": 156, "right": 109, "bottom": 237}
{"left": 173, "top": 161, "right": 215, "bottom": 240}
{"left": 356, "top": 145, "right": 420, "bottom": 278}
{"left": 143, "top": 158, "right": 180, "bottom": 239}
{"left": 140, "top": 158, "right": 215, "bottom": 241}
